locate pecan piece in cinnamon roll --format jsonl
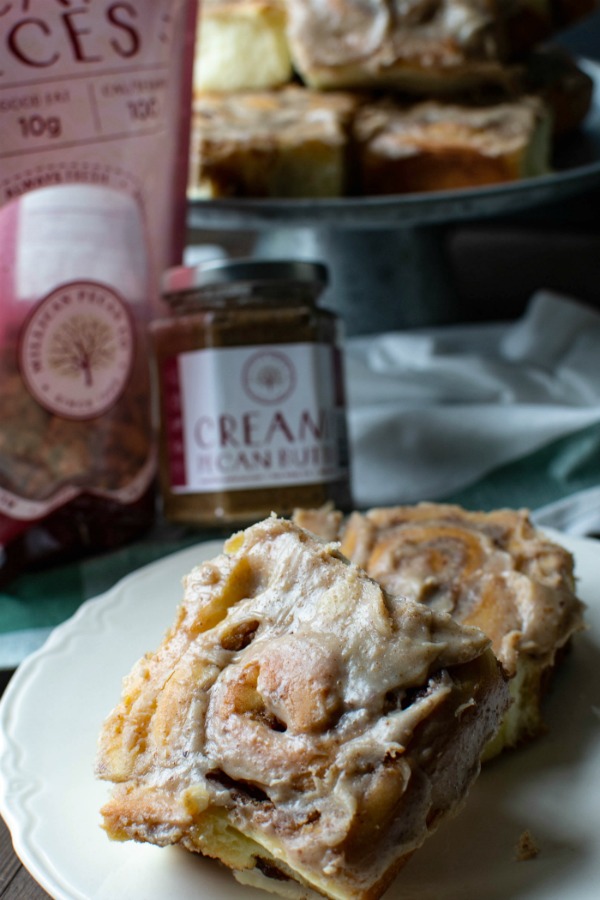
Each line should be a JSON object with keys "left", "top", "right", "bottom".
{"left": 96, "top": 515, "right": 509, "bottom": 900}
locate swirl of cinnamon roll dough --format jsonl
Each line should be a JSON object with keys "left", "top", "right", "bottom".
{"left": 205, "top": 632, "right": 344, "bottom": 792}
{"left": 364, "top": 522, "right": 493, "bottom": 614}
{"left": 337, "top": 503, "right": 584, "bottom": 680}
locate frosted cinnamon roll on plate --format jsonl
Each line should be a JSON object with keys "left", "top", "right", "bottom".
{"left": 96, "top": 516, "right": 509, "bottom": 900}
{"left": 294, "top": 503, "right": 586, "bottom": 758}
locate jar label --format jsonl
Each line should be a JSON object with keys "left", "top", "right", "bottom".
{"left": 161, "top": 343, "right": 349, "bottom": 493}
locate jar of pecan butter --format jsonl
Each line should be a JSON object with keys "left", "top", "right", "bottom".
{"left": 150, "top": 258, "right": 352, "bottom": 527}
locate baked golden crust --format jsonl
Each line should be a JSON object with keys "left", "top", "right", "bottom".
{"left": 353, "top": 94, "right": 551, "bottom": 194}
{"left": 295, "top": 503, "right": 585, "bottom": 755}
{"left": 189, "top": 86, "right": 361, "bottom": 198}
{"left": 97, "top": 516, "right": 509, "bottom": 900}
{"left": 195, "top": 0, "right": 292, "bottom": 93}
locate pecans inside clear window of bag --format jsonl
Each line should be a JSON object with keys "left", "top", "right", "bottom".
{"left": 0, "top": 192, "right": 158, "bottom": 579}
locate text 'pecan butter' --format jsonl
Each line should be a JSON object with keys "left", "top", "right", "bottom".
{"left": 151, "top": 258, "right": 352, "bottom": 527}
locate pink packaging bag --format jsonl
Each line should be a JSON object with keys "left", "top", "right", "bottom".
{"left": 0, "top": 0, "right": 198, "bottom": 579}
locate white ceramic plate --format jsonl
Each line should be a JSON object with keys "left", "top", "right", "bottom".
{"left": 1, "top": 531, "right": 599, "bottom": 900}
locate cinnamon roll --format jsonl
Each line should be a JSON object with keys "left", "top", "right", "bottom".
{"left": 295, "top": 502, "right": 586, "bottom": 757}
{"left": 352, "top": 94, "right": 551, "bottom": 195}
{"left": 283, "top": 0, "right": 516, "bottom": 95}
{"left": 189, "top": 86, "right": 361, "bottom": 198}
{"left": 97, "top": 515, "right": 509, "bottom": 899}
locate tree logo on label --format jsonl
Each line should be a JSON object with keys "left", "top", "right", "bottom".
{"left": 242, "top": 349, "right": 296, "bottom": 405}
{"left": 19, "top": 281, "right": 135, "bottom": 420}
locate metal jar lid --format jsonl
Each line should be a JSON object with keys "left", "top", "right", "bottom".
{"left": 162, "top": 257, "right": 329, "bottom": 295}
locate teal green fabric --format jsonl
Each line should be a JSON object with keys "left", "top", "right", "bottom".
{"left": 0, "top": 564, "right": 84, "bottom": 633}
{"left": 444, "top": 421, "right": 600, "bottom": 513}
{"left": 0, "top": 522, "right": 218, "bottom": 667}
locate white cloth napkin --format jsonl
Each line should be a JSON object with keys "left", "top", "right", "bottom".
{"left": 534, "top": 486, "right": 600, "bottom": 536}
{"left": 345, "top": 290, "right": 600, "bottom": 512}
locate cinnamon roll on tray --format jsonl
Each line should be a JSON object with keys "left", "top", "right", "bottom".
{"left": 97, "top": 515, "right": 509, "bottom": 900}
{"left": 294, "top": 502, "right": 586, "bottom": 758}
{"left": 189, "top": 1, "right": 596, "bottom": 199}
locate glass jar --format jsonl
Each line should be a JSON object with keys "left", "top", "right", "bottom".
{"left": 150, "top": 258, "right": 352, "bottom": 528}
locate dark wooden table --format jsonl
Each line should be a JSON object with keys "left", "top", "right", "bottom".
{"left": 0, "top": 670, "right": 49, "bottom": 899}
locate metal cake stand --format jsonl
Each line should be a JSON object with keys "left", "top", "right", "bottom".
{"left": 187, "top": 62, "right": 600, "bottom": 335}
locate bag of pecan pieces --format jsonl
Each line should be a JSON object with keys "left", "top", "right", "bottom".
{"left": 0, "top": 0, "right": 198, "bottom": 582}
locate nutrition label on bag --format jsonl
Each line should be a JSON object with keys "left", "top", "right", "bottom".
{"left": 0, "top": 2, "right": 175, "bottom": 161}
{"left": 1, "top": 72, "right": 171, "bottom": 159}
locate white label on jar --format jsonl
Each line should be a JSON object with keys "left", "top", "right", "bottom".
{"left": 162, "top": 343, "right": 349, "bottom": 493}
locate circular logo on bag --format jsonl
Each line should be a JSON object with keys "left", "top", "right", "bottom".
{"left": 19, "top": 281, "right": 135, "bottom": 420}
{"left": 242, "top": 350, "right": 296, "bottom": 405}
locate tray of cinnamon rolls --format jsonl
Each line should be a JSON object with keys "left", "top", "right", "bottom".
{"left": 188, "top": 0, "right": 600, "bottom": 217}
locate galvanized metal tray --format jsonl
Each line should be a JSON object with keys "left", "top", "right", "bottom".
{"left": 188, "top": 61, "right": 600, "bottom": 232}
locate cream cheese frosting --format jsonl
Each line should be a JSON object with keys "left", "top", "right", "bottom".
{"left": 294, "top": 503, "right": 585, "bottom": 756}
{"left": 336, "top": 503, "right": 584, "bottom": 676}
{"left": 283, "top": 0, "right": 512, "bottom": 90}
